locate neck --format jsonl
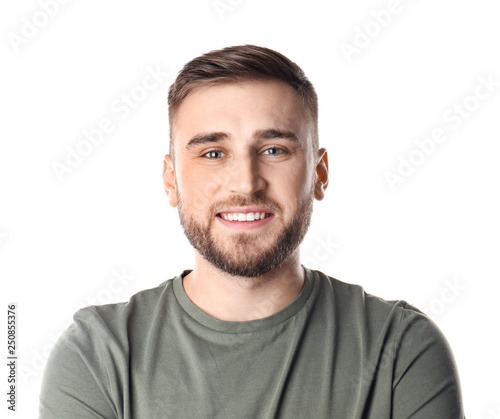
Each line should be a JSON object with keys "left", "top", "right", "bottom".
{"left": 182, "top": 250, "right": 305, "bottom": 322}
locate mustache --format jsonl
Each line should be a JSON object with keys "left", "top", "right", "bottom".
{"left": 211, "top": 192, "right": 282, "bottom": 214}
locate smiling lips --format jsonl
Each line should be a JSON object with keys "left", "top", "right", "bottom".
{"left": 216, "top": 208, "right": 274, "bottom": 229}
{"left": 219, "top": 211, "right": 271, "bottom": 222}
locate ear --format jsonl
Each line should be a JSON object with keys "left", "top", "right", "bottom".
{"left": 163, "top": 154, "right": 178, "bottom": 207}
{"left": 314, "top": 148, "right": 329, "bottom": 201}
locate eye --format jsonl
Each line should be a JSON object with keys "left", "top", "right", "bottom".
{"left": 262, "top": 147, "right": 285, "bottom": 156}
{"left": 202, "top": 150, "right": 225, "bottom": 159}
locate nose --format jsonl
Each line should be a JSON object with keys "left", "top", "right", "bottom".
{"left": 225, "top": 152, "right": 267, "bottom": 196}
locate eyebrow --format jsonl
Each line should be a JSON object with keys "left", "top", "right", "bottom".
{"left": 185, "top": 129, "right": 301, "bottom": 151}
{"left": 185, "top": 132, "right": 229, "bottom": 151}
{"left": 256, "top": 129, "right": 301, "bottom": 143}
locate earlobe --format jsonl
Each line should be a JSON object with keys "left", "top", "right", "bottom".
{"left": 314, "top": 148, "right": 329, "bottom": 201}
{"left": 163, "top": 155, "right": 178, "bottom": 207}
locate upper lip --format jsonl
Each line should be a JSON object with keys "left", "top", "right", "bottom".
{"left": 217, "top": 207, "right": 273, "bottom": 215}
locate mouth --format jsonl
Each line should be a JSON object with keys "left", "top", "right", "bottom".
{"left": 215, "top": 208, "right": 275, "bottom": 230}
{"left": 216, "top": 211, "right": 273, "bottom": 222}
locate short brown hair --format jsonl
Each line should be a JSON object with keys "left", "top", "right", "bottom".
{"left": 167, "top": 44, "right": 318, "bottom": 163}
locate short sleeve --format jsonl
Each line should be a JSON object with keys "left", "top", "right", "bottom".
{"left": 391, "top": 303, "right": 465, "bottom": 418}
{"left": 38, "top": 310, "right": 120, "bottom": 418}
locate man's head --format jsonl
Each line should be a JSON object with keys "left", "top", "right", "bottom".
{"left": 163, "top": 45, "right": 328, "bottom": 278}
{"left": 167, "top": 44, "right": 319, "bottom": 165}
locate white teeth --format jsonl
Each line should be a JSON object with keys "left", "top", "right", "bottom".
{"left": 220, "top": 212, "right": 270, "bottom": 221}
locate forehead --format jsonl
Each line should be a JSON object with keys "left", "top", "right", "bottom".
{"left": 172, "top": 79, "right": 312, "bottom": 147}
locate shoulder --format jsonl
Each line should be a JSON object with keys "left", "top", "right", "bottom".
{"left": 69, "top": 276, "right": 171, "bottom": 337}
{"left": 51, "top": 274, "right": 182, "bottom": 361}
{"left": 306, "top": 267, "right": 452, "bottom": 351}
{"left": 307, "top": 267, "right": 419, "bottom": 325}
{"left": 307, "top": 268, "right": 464, "bottom": 416}
{"left": 76, "top": 277, "right": 174, "bottom": 328}
{"left": 39, "top": 275, "right": 183, "bottom": 417}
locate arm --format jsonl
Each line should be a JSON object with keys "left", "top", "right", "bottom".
{"left": 391, "top": 304, "right": 465, "bottom": 418}
{"left": 39, "top": 313, "right": 119, "bottom": 418}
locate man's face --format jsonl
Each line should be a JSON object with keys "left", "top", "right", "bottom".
{"left": 163, "top": 79, "right": 327, "bottom": 277}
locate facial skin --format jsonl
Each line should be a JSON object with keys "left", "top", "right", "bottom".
{"left": 163, "top": 79, "right": 328, "bottom": 284}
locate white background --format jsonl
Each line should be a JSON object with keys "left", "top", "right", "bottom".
{"left": 1, "top": 0, "right": 499, "bottom": 417}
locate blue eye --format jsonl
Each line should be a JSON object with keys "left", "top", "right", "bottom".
{"left": 263, "top": 147, "right": 284, "bottom": 156}
{"left": 203, "top": 150, "right": 224, "bottom": 159}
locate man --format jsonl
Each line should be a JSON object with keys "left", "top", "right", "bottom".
{"left": 40, "top": 45, "right": 465, "bottom": 418}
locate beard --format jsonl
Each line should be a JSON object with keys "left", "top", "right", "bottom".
{"left": 175, "top": 183, "right": 315, "bottom": 278}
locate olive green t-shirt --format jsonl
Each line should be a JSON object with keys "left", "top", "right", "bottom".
{"left": 39, "top": 266, "right": 464, "bottom": 418}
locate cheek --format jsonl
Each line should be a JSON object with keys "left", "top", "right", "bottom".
{"left": 271, "top": 167, "right": 313, "bottom": 208}
{"left": 177, "top": 168, "right": 223, "bottom": 213}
